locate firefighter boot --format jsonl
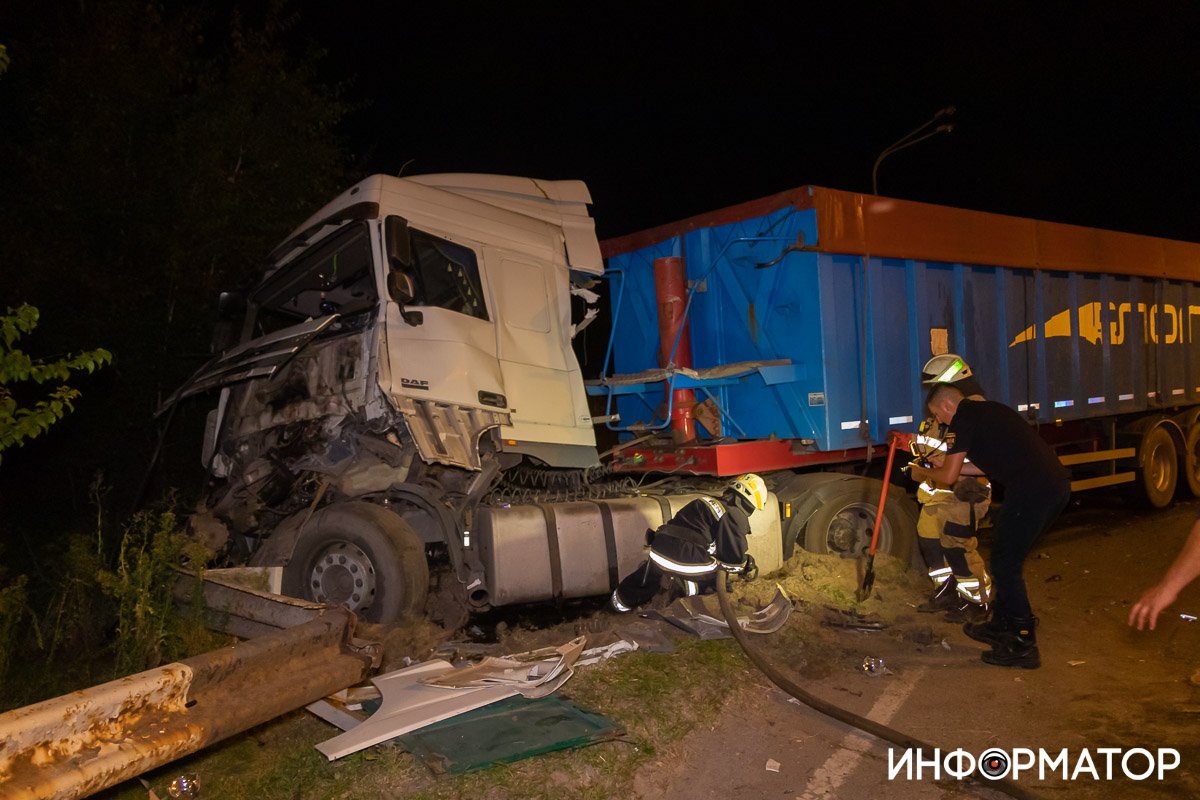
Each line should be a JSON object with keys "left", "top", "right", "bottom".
{"left": 963, "top": 610, "right": 1014, "bottom": 647}
{"left": 981, "top": 617, "right": 1040, "bottom": 669}
{"left": 918, "top": 575, "right": 964, "bottom": 613}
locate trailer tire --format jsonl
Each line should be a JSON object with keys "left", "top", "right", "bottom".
{"left": 802, "top": 477, "right": 917, "bottom": 564}
{"left": 1138, "top": 426, "right": 1178, "bottom": 508}
{"left": 773, "top": 472, "right": 850, "bottom": 560}
{"left": 282, "top": 501, "right": 429, "bottom": 625}
{"left": 1184, "top": 423, "right": 1200, "bottom": 498}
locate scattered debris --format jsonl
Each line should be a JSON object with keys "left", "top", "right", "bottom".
{"left": 576, "top": 639, "right": 638, "bottom": 667}
{"left": 396, "top": 694, "right": 623, "bottom": 775}
{"left": 941, "top": 639, "right": 952, "bottom": 651}
{"left": 314, "top": 637, "right": 587, "bottom": 761}
{"left": 648, "top": 586, "right": 793, "bottom": 639}
{"left": 1045, "top": 574, "right": 1063, "bottom": 582}
{"left": 1180, "top": 613, "right": 1197, "bottom": 622}
{"left": 861, "top": 657, "right": 890, "bottom": 677}
{"left": 822, "top": 605, "right": 887, "bottom": 632}
{"left": 167, "top": 773, "right": 200, "bottom": 798}
{"left": 1067, "top": 660, "right": 1086, "bottom": 667}
{"left": 765, "top": 758, "right": 781, "bottom": 773}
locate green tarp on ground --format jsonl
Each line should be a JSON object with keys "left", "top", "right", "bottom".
{"left": 395, "top": 695, "right": 623, "bottom": 775}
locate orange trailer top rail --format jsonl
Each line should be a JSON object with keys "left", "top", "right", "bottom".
{"left": 602, "top": 185, "right": 1200, "bottom": 282}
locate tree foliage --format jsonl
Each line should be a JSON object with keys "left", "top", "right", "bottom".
{"left": 0, "top": 304, "right": 112, "bottom": 464}
{"left": 0, "top": 0, "right": 352, "bottom": 518}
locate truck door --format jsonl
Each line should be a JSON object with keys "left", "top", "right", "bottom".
{"left": 380, "top": 223, "right": 509, "bottom": 467}
{"left": 484, "top": 247, "right": 595, "bottom": 457}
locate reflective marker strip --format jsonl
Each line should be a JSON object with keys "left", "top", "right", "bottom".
{"left": 934, "top": 358, "right": 966, "bottom": 382}
{"left": 1148, "top": 391, "right": 1157, "bottom": 398}
{"left": 841, "top": 420, "right": 863, "bottom": 430}
{"left": 1119, "top": 393, "right": 1134, "bottom": 401}
{"left": 1087, "top": 396, "right": 1104, "bottom": 404}
{"left": 889, "top": 415, "right": 913, "bottom": 424}
{"left": 1017, "top": 403, "right": 1042, "bottom": 412}
{"left": 648, "top": 550, "right": 718, "bottom": 575}
{"left": 1172, "top": 388, "right": 1185, "bottom": 395}
{"left": 1054, "top": 399, "right": 1074, "bottom": 408}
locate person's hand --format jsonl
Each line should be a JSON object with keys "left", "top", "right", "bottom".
{"left": 908, "top": 464, "right": 929, "bottom": 483}
{"left": 1128, "top": 583, "right": 1180, "bottom": 630}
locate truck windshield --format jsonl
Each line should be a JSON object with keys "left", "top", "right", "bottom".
{"left": 252, "top": 223, "right": 377, "bottom": 335}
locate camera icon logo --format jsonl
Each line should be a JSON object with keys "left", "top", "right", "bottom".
{"left": 979, "top": 748, "right": 1010, "bottom": 779}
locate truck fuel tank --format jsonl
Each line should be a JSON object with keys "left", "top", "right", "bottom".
{"left": 475, "top": 493, "right": 782, "bottom": 607}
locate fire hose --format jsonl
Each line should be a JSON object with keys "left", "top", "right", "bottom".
{"left": 713, "top": 576, "right": 1042, "bottom": 800}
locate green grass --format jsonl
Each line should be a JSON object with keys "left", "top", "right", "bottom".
{"left": 96, "top": 639, "right": 753, "bottom": 800}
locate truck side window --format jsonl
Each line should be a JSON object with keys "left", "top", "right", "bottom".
{"left": 408, "top": 230, "right": 488, "bottom": 321}
{"left": 253, "top": 223, "right": 377, "bottom": 334}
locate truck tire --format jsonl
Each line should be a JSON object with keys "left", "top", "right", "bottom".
{"left": 773, "top": 472, "right": 850, "bottom": 560}
{"left": 802, "top": 477, "right": 917, "bottom": 565}
{"left": 1184, "top": 422, "right": 1200, "bottom": 498}
{"left": 282, "top": 501, "right": 429, "bottom": 625}
{"left": 1138, "top": 426, "right": 1178, "bottom": 508}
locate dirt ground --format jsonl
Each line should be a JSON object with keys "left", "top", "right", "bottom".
{"left": 94, "top": 494, "right": 1200, "bottom": 800}
{"left": 475, "top": 493, "right": 1200, "bottom": 799}
{"left": 630, "top": 495, "right": 1200, "bottom": 799}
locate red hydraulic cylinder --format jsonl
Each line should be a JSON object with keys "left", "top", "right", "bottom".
{"left": 653, "top": 256, "right": 697, "bottom": 443}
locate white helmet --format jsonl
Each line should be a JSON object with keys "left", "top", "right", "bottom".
{"left": 921, "top": 353, "right": 973, "bottom": 385}
{"left": 728, "top": 473, "right": 767, "bottom": 512}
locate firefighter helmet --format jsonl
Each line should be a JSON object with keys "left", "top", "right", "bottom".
{"left": 728, "top": 473, "right": 767, "bottom": 512}
{"left": 921, "top": 353, "right": 973, "bottom": 385}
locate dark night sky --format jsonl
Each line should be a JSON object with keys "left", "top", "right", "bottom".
{"left": 299, "top": 3, "right": 1200, "bottom": 244}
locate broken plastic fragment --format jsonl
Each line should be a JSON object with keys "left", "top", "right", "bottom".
{"left": 1180, "top": 613, "right": 1197, "bottom": 622}
{"left": 861, "top": 657, "right": 886, "bottom": 676}
{"left": 765, "top": 758, "right": 781, "bottom": 773}
{"left": 167, "top": 773, "right": 200, "bottom": 799}
{"left": 1067, "top": 660, "right": 1086, "bottom": 667}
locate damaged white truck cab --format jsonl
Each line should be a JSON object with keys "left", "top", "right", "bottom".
{"left": 175, "top": 174, "right": 786, "bottom": 625}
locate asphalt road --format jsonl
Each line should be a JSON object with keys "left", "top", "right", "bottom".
{"left": 648, "top": 494, "right": 1200, "bottom": 800}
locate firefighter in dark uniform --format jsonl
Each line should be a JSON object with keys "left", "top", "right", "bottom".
{"left": 913, "top": 354, "right": 993, "bottom": 616}
{"left": 610, "top": 473, "right": 767, "bottom": 612}
{"left": 910, "top": 384, "right": 1071, "bottom": 669}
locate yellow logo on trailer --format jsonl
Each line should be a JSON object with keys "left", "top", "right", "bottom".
{"left": 1009, "top": 302, "right": 1200, "bottom": 347}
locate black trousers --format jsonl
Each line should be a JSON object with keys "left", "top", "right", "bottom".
{"left": 989, "top": 481, "right": 1071, "bottom": 620}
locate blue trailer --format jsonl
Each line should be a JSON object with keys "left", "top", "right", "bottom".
{"left": 591, "top": 185, "right": 1200, "bottom": 557}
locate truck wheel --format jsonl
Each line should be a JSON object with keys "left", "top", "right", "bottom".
{"left": 1138, "top": 426, "right": 1178, "bottom": 508}
{"left": 802, "top": 477, "right": 917, "bottom": 564}
{"left": 773, "top": 472, "right": 849, "bottom": 559}
{"left": 282, "top": 501, "right": 429, "bottom": 624}
{"left": 1184, "top": 423, "right": 1200, "bottom": 498}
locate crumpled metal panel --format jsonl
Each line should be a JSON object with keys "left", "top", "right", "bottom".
{"left": 395, "top": 396, "right": 508, "bottom": 470}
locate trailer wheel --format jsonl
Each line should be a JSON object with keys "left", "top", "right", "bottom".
{"left": 773, "top": 472, "right": 849, "bottom": 560}
{"left": 802, "top": 477, "right": 917, "bottom": 563}
{"left": 282, "top": 501, "right": 429, "bottom": 624}
{"left": 1184, "top": 423, "right": 1200, "bottom": 498}
{"left": 1138, "top": 426, "right": 1178, "bottom": 508}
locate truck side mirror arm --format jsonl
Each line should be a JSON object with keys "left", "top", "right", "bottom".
{"left": 384, "top": 215, "right": 423, "bottom": 326}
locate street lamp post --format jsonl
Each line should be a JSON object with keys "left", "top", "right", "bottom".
{"left": 871, "top": 106, "right": 956, "bottom": 195}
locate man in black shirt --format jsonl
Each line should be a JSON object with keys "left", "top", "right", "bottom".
{"left": 909, "top": 384, "right": 1071, "bottom": 669}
